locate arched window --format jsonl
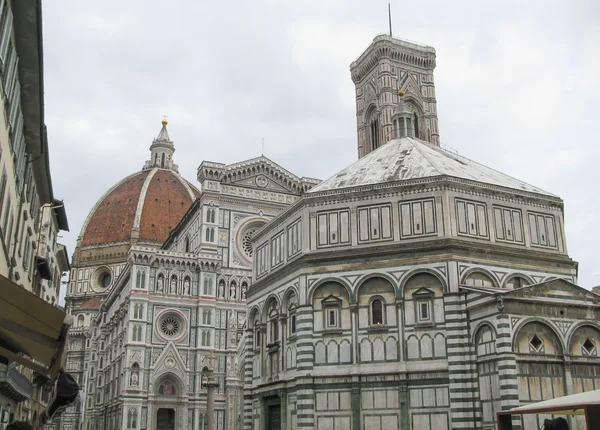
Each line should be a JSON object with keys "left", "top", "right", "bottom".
{"left": 370, "top": 115, "right": 379, "bottom": 150}
{"left": 205, "top": 228, "right": 210, "bottom": 241}
{"left": 136, "top": 270, "right": 141, "bottom": 289}
{"left": 141, "top": 271, "right": 146, "bottom": 289}
{"left": 209, "top": 228, "right": 215, "bottom": 242}
{"left": 133, "top": 304, "right": 139, "bottom": 319}
{"left": 77, "top": 315, "right": 85, "bottom": 327}
{"left": 139, "top": 304, "right": 144, "bottom": 319}
{"left": 371, "top": 299, "right": 384, "bottom": 325}
{"left": 203, "top": 276, "right": 211, "bottom": 295}
{"left": 127, "top": 409, "right": 138, "bottom": 429}
{"left": 288, "top": 293, "right": 298, "bottom": 337}
{"left": 184, "top": 236, "right": 190, "bottom": 252}
{"left": 413, "top": 113, "right": 419, "bottom": 138}
{"left": 154, "top": 153, "right": 158, "bottom": 166}
{"left": 268, "top": 304, "right": 279, "bottom": 344}
{"left": 210, "top": 209, "right": 216, "bottom": 223}
{"left": 161, "top": 153, "right": 165, "bottom": 168}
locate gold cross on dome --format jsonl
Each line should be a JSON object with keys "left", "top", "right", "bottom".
{"left": 161, "top": 114, "right": 168, "bottom": 126}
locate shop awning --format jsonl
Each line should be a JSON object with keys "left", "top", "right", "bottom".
{"left": 497, "top": 389, "right": 600, "bottom": 429}
{"left": 0, "top": 275, "right": 72, "bottom": 379}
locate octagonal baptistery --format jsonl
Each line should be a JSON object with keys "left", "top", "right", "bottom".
{"left": 70, "top": 120, "right": 200, "bottom": 295}
{"left": 244, "top": 132, "right": 591, "bottom": 429}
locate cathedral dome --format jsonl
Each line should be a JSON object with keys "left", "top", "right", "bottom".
{"left": 79, "top": 121, "right": 200, "bottom": 248}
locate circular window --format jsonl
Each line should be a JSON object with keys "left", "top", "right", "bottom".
{"left": 158, "top": 313, "right": 184, "bottom": 339}
{"left": 242, "top": 229, "right": 257, "bottom": 258}
{"left": 93, "top": 268, "right": 112, "bottom": 290}
{"left": 100, "top": 272, "right": 111, "bottom": 288}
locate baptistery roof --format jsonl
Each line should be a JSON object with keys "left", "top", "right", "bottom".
{"left": 309, "top": 137, "right": 555, "bottom": 197}
{"left": 78, "top": 121, "right": 200, "bottom": 247}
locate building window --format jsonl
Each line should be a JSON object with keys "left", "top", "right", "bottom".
{"left": 132, "top": 325, "right": 142, "bottom": 342}
{"left": 203, "top": 276, "right": 212, "bottom": 295}
{"left": 201, "top": 330, "right": 211, "bottom": 347}
{"left": 583, "top": 338, "right": 596, "bottom": 356}
{"left": 371, "top": 299, "right": 384, "bottom": 325}
{"left": 370, "top": 116, "right": 379, "bottom": 149}
{"left": 418, "top": 301, "right": 430, "bottom": 321}
{"left": 268, "top": 307, "right": 279, "bottom": 344}
{"left": 326, "top": 308, "right": 338, "bottom": 328}
{"left": 202, "top": 309, "right": 212, "bottom": 325}
{"left": 184, "top": 236, "right": 190, "bottom": 252}
{"left": 254, "top": 325, "right": 261, "bottom": 349}
{"left": 127, "top": 409, "right": 138, "bottom": 429}
{"left": 288, "top": 294, "right": 298, "bottom": 337}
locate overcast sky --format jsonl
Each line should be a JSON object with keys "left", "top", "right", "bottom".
{"left": 42, "top": 0, "right": 600, "bottom": 304}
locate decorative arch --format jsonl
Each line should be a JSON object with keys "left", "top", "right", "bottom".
{"left": 400, "top": 269, "right": 448, "bottom": 295}
{"left": 307, "top": 277, "right": 353, "bottom": 304}
{"left": 513, "top": 319, "right": 565, "bottom": 355}
{"left": 566, "top": 322, "right": 600, "bottom": 356}
{"left": 281, "top": 286, "right": 300, "bottom": 313}
{"left": 354, "top": 273, "right": 398, "bottom": 302}
{"left": 473, "top": 322, "right": 497, "bottom": 357}
{"left": 154, "top": 372, "right": 185, "bottom": 397}
{"left": 502, "top": 272, "right": 535, "bottom": 289}
{"left": 261, "top": 294, "right": 280, "bottom": 323}
{"left": 248, "top": 306, "right": 262, "bottom": 329}
{"left": 460, "top": 268, "right": 499, "bottom": 288}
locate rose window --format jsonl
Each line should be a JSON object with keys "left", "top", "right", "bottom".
{"left": 160, "top": 315, "right": 181, "bottom": 338}
{"left": 242, "top": 229, "right": 257, "bottom": 258}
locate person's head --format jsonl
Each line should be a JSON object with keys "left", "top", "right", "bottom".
{"left": 5, "top": 421, "right": 33, "bottom": 430}
{"left": 544, "top": 417, "right": 569, "bottom": 430}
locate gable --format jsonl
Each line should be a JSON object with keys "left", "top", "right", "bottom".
{"left": 222, "top": 157, "right": 310, "bottom": 195}
{"left": 503, "top": 278, "right": 600, "bottom": 304}
{"left": 412, "top": 287, "right": 435, "bottom": 297}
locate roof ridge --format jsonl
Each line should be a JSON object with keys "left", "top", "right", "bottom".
{"left": 407, "top": 137, "right": 445, "bottom": 176}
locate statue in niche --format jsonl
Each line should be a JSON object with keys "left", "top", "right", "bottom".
{"left": 170, "top": 278, "right": 177, "bottom": 294}
{"left": 157, "top": 276, "right": 164, "bottom": 293}
{"left": 218, "top": 281, "right": 225, "bottom": 298}
{"left": 184, "top": 278, "right": 191, "bottom": 295}
{"left": 241, "top": 284, "right": 247, "bottom": 299}
{"left": 131, "top": 371, "right": 139, "bottom": 387}
{"left": 230, "top": 284, "right": 236, "bottom": 300}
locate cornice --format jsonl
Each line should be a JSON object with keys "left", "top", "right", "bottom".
{"left": 351, "top": 35, "right": 436, "bottom": 83}
{"left": 249, "top": 238, "right": 576, "bottom": 293}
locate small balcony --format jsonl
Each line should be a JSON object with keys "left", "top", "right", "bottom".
{"left": 0, "top": 368, "right": 33, "bottom": 402}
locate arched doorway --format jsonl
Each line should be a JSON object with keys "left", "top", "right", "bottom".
{"left": 148, "top": 374, "right": 187, "bottom": 430}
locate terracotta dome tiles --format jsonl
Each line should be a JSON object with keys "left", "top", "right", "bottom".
{"left": 81, "top": 169, "right": 199, "bottom": 247}
{"left": 139, "top": 170, "right": 197, "bottom": 243}
{"left": 81, "top": 171, "right": 150, "bottom": 246}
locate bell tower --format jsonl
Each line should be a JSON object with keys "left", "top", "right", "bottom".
{"left": 350, "top": 35, "right": 440, "bottom": 158}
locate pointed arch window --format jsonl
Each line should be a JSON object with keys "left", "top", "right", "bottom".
{"left": 136, "top": 270, "right": 142, "bottom": 289}
{"left": 161, "top": 153, "right": 165, "bottom": 168}
{"left": 203, "top": 276, "right": 212, "bottom": 295}
{"left": 370, "top": 115, "right": 380, "bottom": 150}
{"left": 413, "top": 113, "right": 419, "bottom": 138}
{"left": 127, "top": 409, "right": 138, "bottom": 429}
{"left": 184, "top": 236, "right": 190, "bottom": 252}
{"left": 210, "top": 228, "right": 215, "bottom": 242}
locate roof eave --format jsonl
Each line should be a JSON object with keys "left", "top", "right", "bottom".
{"left": 12, "top": 0, "right": 54, "bottom": 204}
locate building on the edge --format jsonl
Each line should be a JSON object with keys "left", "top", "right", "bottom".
{"left": 242, "top": 35, "right": 600, "bottom": 430}
{"left": 0, "top": 0, "right": 71, "bottom": 427}
{"left": 61, "top": 119, "right": 318, "bottom": 430}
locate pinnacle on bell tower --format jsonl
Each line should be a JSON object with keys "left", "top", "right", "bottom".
{"left": 143, "top": 116, "right": 179, "bottom": 172}
{"left": 350, "top": 35, "right": 440, "bottom": 158}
